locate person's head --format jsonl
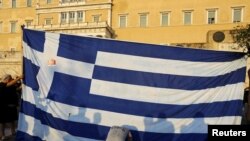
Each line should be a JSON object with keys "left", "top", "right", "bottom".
{"left": 1, "top": 74, "right": 12, "bottom": 83}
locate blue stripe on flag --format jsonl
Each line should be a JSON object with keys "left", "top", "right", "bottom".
{"left": 46, "top": 79, "right": 242, "bottom": 118}
{"left": 23, "top": 29, "right": 45, "bottom": 52}
{"left": 20, "top": 101, "right": 208, "bottom": 141}
{"left": 23, "top": 57, "right": 40, "bottom": 91}
{"left": 21, "top": 101, "right": 109, "bottom": 140}
{"left": 16, "top": 131, "right": 43, "bottom": 141}
{"left": 98, "top": 39, "right": 244, "bottom": 62}
{"left": 58, "top": 34, "right": 98, "bottom": 63}
{"left": 93, "top": 66, "right": 246, "bottom": 90}
{"left": 87, "top": 95, "right": 242, "bottom": 118}
{"left": 58, "top": 33, "right": 244, "bottom": 62}
{"left": 47, "top": 72, "right": 91, "bottom": 106}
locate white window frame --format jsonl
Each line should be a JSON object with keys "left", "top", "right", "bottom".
{"left": 25, "top": 20, "right": 33, "bottom": 27}
{"left": 62, "top": 0, "right": 68, "bottom": 3}
{"left": 0, "top": 22, "right": 2, "bottom": 33}
{"left": 45, "top": 18, "right": 52, "bottom": 25}
{"left": 93, "top": 15, "right": 101, "bottom": 23}
{"left": 207, "top": 9, "right": 217, "bottom": 24}
{"left": 12, "top": 0, "right": 16, "bottom": 8}
{"left": 183, "top": 11, "right": 193, "bottom": 25}
{"left": 232, "top": 7, "right": 243, "bottom": 23}
{"left": 27, "top": 0, "right": 32, "bottom": 7}
{"left": 139, "top": 13, "right": 148, "bottom": 27}
{"left": 0, "top": 0, "right": 3, "bottom": 8}
{"left": 77, "top": 11, "right": 83, "bottom": 22}
{"left": 10, "top": 21, "right": 17, "bottom": 33}
{"left": 62, "top": 0, "right": 84, "bottom": 3}
{"left": 61, "top": 12, "right": 67, "bottom": 24}
{"left": 10, "top": 47, "right": 16, "bottom": 52}
{"left": 119, "top": 14, "right": 127, "bottom": 28}
{"left": 160, "top": 12, "right": 170, "bottom": 26}
{"left": 69, "top": 12, "right": 75, "bottom": 23}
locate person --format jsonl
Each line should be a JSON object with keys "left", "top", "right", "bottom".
{"left": 0, "top": 74, "right": 22, "bottom": 140}
{"left": 242, "top": 87, "right": 249, "bottom": 124}
{"left": 106, "top": 126, "right": 133, "bottom": 141}
{"left": 246, "top": 70, "right": 250, "bottom": 123}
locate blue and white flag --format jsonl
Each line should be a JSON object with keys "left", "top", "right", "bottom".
{"left": 17, "top": 28, "right": 247, "bottom": 141}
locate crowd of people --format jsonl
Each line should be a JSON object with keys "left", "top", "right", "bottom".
{"left": 0, "top": 74, "right": 22, "bottom": 141}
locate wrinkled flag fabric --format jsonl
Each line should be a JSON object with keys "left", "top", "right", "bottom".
{"left": 16, "top": 28, "right": 247, "bottom": 141}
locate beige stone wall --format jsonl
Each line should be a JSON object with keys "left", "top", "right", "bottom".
{"left": 85, "top": 9, "right": 109, "bottom": 22}
{"left": 38, "top": 13, "right": 60, "bottom": 25}
{"left": 39, "top": 0, "right": 59, "bottom": 7}
{"left": 0, "top": 51, "right": 22, "bottom": 78}
{"left": 0, "top": 1, "right": 36, "bottom": 51}
{"left": 112, "top": 0, "right": 250, "bottom": 46}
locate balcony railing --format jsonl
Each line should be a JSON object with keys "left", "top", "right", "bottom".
{"left": 0, "top": 51, "right": 22, "bottom": 62}
{"left": 59, "top": 0, "right": 86, "bottom": 6}
{"left": 27, "top": 21, "right": 109, "bottom": 30}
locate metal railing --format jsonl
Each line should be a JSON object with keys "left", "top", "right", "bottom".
{"left": 27, "top": 21, "right": 109, "bottom": 30}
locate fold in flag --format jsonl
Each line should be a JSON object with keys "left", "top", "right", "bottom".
{"left": 17, "top": 28, "right": 247, "bottom": 141}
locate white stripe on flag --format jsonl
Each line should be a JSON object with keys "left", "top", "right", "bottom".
{"left": 95, "top": 51, "right": 245, "bottom": 77}
{"left": 23, "top": 41, "right": 43, "bottom": 67}
{"left": 90, "top": 79, "right": 244, "bottom": 105}
{"left": 18, "top": 113, "right": 101, "bottom": 141}
{"left": 22, "top": 85, "right": 241, "bottom": 134}
{"left": 23, "top": 36, "right": 94, "bottom": 79}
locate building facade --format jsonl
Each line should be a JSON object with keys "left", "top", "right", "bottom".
{"left": 0, "top": 0, "right": 250, "bottom": 77}
{"left": 0, "top": 0, "right": 36, "bottom": 76}
{"left": 32, "top": 0, "right": 113, "bottom": 37}
{"left": 112, "top": 0, "right": 250, "bottom": 50}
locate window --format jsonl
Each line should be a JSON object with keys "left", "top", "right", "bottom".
{"left": 0, "top": 22, "right": 2, "bottom": 33}
{"left": 183, "top": 11, "right": 192, "bottom": 25}
{"left": 233, "top": 8, "right": 242, "bottom": 23}
{"left": 61, "top": 12, "right": 67, "bottom": 24}
{"left": 10, "top": 21, "right": 16, "bottom": 33}
{"left": 25, "top": 20, "right": 32, "bottom": 27}
{"left": 47, "top": 0, "right": 52, "bottom": 4}
{"left": 62, "top": 0, "right": 83, "bottom": 3}
{"left": 161, "top": 12, "right": 169, "bottom": 26}
{"left": 27, "top": 0, "right": 32, "bottom": 7}
{"left": 207, "top": 10, "right": 216, "bottom": 24}
{"left": 69, "top": 12, "right": 75, "bottom": 23}
{"left": 10, "top": 47, "right": 16, "bottom": 52}
{"left": 12, "top": 0, "right": 16, "bottom": 8}
{"left": 45, "top": 19, "right": 52, "bottom": 25}
{"left": 119, "top": 15, "right": 127, "bottom": 28}
{"left": 93, "top": 15, "right": 100, "bottom": 22}
{"left": 77, "top": 11, "right": 83, "bottom": 22}
{"left": 139, "top": 13, "right": 148, "bottom": 27}
{"left": 62, "top": 0, "right": 68, "bottom": 3}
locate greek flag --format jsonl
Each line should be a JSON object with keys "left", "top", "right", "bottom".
{"left": 17, "top": 28, "right": 247, "bottom": 141}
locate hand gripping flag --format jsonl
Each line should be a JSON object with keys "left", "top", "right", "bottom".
{"left": 17, "top": 28, "right": 247, "bottom": 141}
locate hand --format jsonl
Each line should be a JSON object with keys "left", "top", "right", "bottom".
{"left": 248, "top": 69, "right": 250, "bottom": 78}
{"left": 17, "top": 75, "right": 23, "bottom": 80}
